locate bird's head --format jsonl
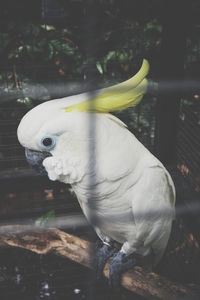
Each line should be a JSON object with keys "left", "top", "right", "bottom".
{"left": 17, "top": 59, "right": 149, "bottom": 182}
{"left": 17, "top": 97, "right": 93, "bottom": 179}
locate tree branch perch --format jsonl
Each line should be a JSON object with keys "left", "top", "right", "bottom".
{"left": 0, "top": 225, "right": 199, "bottom": 300}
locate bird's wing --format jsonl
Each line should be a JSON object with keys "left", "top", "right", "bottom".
{"left": 130, "top": 164, "right": 175, "bottom": 263}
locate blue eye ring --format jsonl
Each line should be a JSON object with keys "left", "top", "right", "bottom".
{"left": 40, "top": 136, "right": 56, "bottom": 150}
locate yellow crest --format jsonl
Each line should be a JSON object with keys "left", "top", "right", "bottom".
{"left": 65, "top": 59, "right": 149, "bottom": 113}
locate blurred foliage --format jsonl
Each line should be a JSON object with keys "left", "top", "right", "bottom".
{"left": 0, "top": 23, "right": 81, "bottom": 85}
{"left": 0, "top": 0, "right": 200, "bottom": 90}
{"left": 0, "top": 0, "right": 200, "bottom": 154}
{"left": 0, "top": 1, "right": 163, "bottom": 90}
{"left": 0, "top": 0, "right": 163, "bottom": 150}
{"left": 35, "top": 209, "right": 55, "bottom": 227}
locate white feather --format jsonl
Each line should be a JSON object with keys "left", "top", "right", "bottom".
{"left": 17, "top": 98, "right": 175, "bottom": 266}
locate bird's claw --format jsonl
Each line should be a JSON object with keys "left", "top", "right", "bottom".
{"left": 94, "top": 240, "right": 117, "bottom": 280}
{"left": 109, "top": 251, "right": 138, "bottom": 290}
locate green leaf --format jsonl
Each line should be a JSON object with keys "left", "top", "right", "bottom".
{"left": 105, "top": 50, "right": 116, "bottom": 61}
{"left": 35, "top": 210, "right": 55, "bottom": 228}
{"left": 102, "top": 51, "right": 116, "bottom": 72}
{"left": 61, "top": 43, "right": 74, "bottom": 55}
{"left": 96, "top": 61, "right": 103, "bottom": 74}
{"left": 145, "top": 21, "right": 162, "bottom": 33}
{"left": 118, "top": 51, "right": 128, "bottom": 63}
{"left": 47, "top": 43, "right": 55, "bottom": 60}
{"left": 61, "top": 28, "right": 72, "bottom": 36}
{"left": 18, "top": 46, "right": 24, "bottom": 53}
{"left": 50, "top": 39, "right": 61, "bottom": 50}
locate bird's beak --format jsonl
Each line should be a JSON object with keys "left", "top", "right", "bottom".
{"left": 25, "top": 148, "right": 52, "bottom": 175}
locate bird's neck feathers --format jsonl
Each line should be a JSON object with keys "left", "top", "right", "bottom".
{"left": 62, "top": 113, "right": 150, "bottom": 202}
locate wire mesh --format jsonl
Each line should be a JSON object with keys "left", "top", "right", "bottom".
{"left": 0, "top": 1, "right": 200, "bottom": 300}
{"left": 176, "top": 98, "right": 200, "bottom": 193}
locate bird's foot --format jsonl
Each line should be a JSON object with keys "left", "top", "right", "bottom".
{"left": 109, "top": 251, "right": 140, "bottom": 291}
{"left": 95, "top": 239, "right": 117, "bottom": 280}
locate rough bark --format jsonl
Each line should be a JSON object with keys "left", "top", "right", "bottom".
{"left": 0, "top": 225, "right": 199, "bottom": 300}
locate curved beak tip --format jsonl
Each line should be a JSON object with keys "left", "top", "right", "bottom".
{"left": 25, "top": 148, "right": 52, "bottom": 175}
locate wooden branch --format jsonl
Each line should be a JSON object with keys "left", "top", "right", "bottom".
{"left": 0, "top": 225, "right": 199, "bottom": 300}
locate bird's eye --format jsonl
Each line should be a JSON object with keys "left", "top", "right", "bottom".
{"left": 40, "top": 136, "right": 56, "bottom": 150}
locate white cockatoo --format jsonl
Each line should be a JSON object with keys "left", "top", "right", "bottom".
{"left": 17, "top": 60, "right": 175, "bottom": 288}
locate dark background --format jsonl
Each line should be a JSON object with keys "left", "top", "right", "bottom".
{"left": 0, "top": 1, "right": 200, "bottom": 299}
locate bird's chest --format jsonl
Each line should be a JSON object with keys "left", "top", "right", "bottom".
{"left": 77, "top": 192, "right": 135, "bottom": 243}
{"left": 72, "top": 176, "right": 137, "bottom": 242}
